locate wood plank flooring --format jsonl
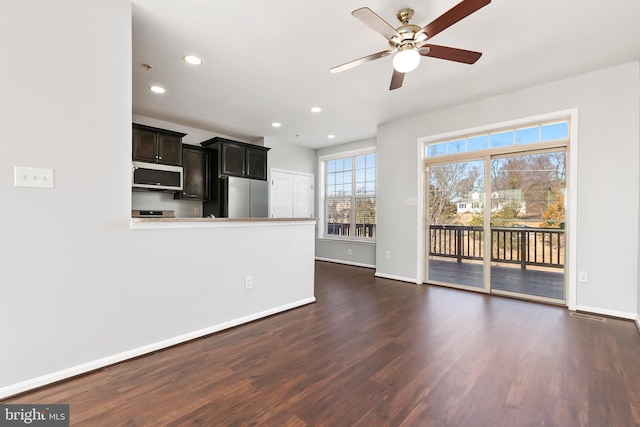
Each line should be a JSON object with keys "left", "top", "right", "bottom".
{"left": 4, "top": 261, "right": 640, "bottom": 426}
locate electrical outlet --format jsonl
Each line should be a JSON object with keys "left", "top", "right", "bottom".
{"left": 14, "top": 166, "right": 54, "bottom": 188}
{"left": 194, "top": 207, "right": 200, "bottom": 215}
{"left": 347, "top": 249, "right": 352, "bottom": 256}
{"left": 386, "top": 251, "right": 391, "bottom": 259}
{"left": 578, "top": 271, "right": 588, "bottom": 282}
{"left": 244, "top": 275, "right": 253, "bottom": 290}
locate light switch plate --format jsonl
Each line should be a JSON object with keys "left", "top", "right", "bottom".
{"left": 406, "top": 197, "right": 417, "bottom": 206}
{"left": 14, "top": 166, "right": 54, "bottom": 188}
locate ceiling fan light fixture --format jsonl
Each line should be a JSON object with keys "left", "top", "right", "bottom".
{"left": 392, "top": 47, "right": 420, "bottom": 73}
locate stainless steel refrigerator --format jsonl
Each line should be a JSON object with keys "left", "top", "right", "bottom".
{"left": 203, "top": 176, "right": 268, "bottom": 218}
{"left": 227, "top": 177, "right": 268, "bottom": 218}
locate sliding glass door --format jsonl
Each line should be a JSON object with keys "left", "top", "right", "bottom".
{"left": 489, "top": 151, "right": 566, "bottom": 301}
{"left": 427, "top": 160, "right": 485, "bottom": 289}
{"left": 425, "top": 150, "right": 566, "bottom": 303}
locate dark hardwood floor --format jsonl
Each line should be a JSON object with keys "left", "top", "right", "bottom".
{"left": 4, "top": 261, "right": 640, "bottom": 426}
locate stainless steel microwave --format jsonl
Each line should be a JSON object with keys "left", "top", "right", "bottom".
{"left": 132, "top": 161, "right": 183, "bottom": 191}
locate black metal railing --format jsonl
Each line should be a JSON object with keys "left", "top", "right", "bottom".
{"left": 429, "top": 225, "right": 564, "bottom": 269}
{"left": 327, "top": 223, "right": 376, "bottom": 238}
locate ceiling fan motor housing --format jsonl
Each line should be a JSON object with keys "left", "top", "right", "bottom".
{"left": 391, "top": 8, "right": 427, "bottom": 48}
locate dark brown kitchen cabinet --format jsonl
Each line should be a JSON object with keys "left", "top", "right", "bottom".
{"left": 132, "top": 123, "right": 185, "bottom": 166}
{"left": 175, "top": 145, "right": 209, "bottom": 200}
{"left": 245, "top": 146, "right": 268, "bottom": 180}
{"left": 200, "top": 137, "right": 270, "bottom": 180}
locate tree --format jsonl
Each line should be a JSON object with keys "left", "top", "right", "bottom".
{"left": 429, "top": 163, "right": 465, "bottom": 225}
{"left": 541, "top": 194, "right": 565, "bottom": 228}
{"left": 491, "top": 152, "right": 566, "bottom": 219}
{"left": 491, "top": 202, "right": 521, "bottom": 226}
{"left": 429, "top": 161, "right": 483, "bottom": 225}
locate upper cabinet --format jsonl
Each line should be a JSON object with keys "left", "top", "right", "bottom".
{"left": 132, "top": 123, "right": 185, "bottom": 166}
{"left": 175, "top": 144, "right": 210, "bottom": 200}
{"left": 201, "top": 137, "right": 270, "bottom": 181}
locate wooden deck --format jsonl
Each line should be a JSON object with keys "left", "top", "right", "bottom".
{"left": 428, "top": 258, "right": 565, "bottom": 300}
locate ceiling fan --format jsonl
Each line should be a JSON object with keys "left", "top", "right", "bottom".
{"left": 330, "top": 0, "right": 490, "bottom": 90}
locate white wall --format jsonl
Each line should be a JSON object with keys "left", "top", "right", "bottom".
{"left": 0, "top": 0, "right": 315, "bottom": 398}
{"left": 638, "top": 66, "right": 640, "bottom": 329}
{"left": 264, "top": 137, "right": 316, "bottom": 176}
{"left": 376, "top": 61, "right": 640, "bottom": 318}
{"left": 315, "top": 138, "right": 377, "bottom": 267}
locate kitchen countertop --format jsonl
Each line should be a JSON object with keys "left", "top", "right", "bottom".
{"left": 132, "top": 217, "right": 316, "bottom": 222}
{"left": 130, "top": 217, "right": 317, "bottom": 229}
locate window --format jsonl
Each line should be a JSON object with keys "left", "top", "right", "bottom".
{"left": 425, "top": 120, "right": 569, "bottom": 157}
{"left": 323, "top": 152, "right": 376, "bottom": 239}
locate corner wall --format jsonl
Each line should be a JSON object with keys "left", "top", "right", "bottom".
{"left": 638, "top": 65, "right": 640, "bottom": 330}
{"left": 376, "top": 62, "right": 640, "bottom": 318}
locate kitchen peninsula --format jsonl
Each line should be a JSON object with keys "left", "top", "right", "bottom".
{"left": 128, "top": 121, "right": 317, "bottom": 394}
{"left": 126, "top": 214, "right": 317, "bottom": 378}
{"left": 130, "top": 216, "right": 316, "bottom": 228}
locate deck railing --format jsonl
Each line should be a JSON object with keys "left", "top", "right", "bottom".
{"left": 429, "top": 225, "right": 564, "bottom": 269}
{"left": 327, "top": 223, "right": 376, "bottom": 238}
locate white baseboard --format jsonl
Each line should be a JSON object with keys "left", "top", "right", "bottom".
{"left": 374, "top": 271, "right": 419, "bottom": 284}
{"left": 315, "top": 257, "right": 375, "bottom": 269}
{"left": 574, "top": 305, "right": 636, "bottom": 320}
{"left": 635, "top": 318, "right": 640, "bottom": 335}
{"left": 0, "top": 297, "right": 316, "bottom": 400}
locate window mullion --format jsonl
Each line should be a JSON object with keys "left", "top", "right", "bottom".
{"left": 351, "top": 161, "right": 356, "bottom": 237}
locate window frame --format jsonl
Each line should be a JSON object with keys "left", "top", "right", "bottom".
{"left": 425, "top": 119, "right": 570, "bottom": 159}
{"left": 319, "top": 148, "right": 376, "bottom": 241}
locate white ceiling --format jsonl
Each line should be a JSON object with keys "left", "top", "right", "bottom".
{"left": 131, "top": 0, "right": 640, "bottom": 149}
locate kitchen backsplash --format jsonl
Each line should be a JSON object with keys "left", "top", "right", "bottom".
{"left": 132, "top": 191, "right": 203, "bottom": 218}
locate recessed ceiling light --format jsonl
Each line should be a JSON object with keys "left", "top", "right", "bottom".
{"left": 183, "top": 55, "right": 202, "bottom": 65}
{"left": 310, "top": 107, "right": 322, "bottom": 113}
{"left": 150, "top": 86, "right": 165, "bottom": 94}
{"left": 271, "top": 122, "right": 282, "bottom": 128}
{"left": 327, "top": 134, "right": 336, "bottom": 139}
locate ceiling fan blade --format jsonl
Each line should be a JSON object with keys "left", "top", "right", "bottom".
{"left": 419, "top": 0, "right": 491, "bottom": 39}
{"left": 390, "top": 70, "right": 405, "bottom": 90}
{"left": 420, "top": 44, "right": 482, "bottom": 64}
{"left": 352, "top": 7, "right": 402, "bottom": 43}
{"left": 330, "top": 50, "right": 393, "bottom": 74}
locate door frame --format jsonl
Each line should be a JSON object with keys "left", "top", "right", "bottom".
{"left": 416, "top": 108, "right": 579, "bottom": 309}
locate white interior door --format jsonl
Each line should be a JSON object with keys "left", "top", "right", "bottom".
{"left": 270, "top": 171, "right": 293, "bottom": 217}
{"left": 293, "top": 174, "right": 314, "bottom": 218}
{"left": 270, "top": 170, "right": 314, "bottom": 218}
